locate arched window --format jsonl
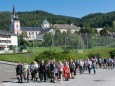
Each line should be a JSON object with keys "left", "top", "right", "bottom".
{"left": 17, "top": 25, "right": 18, "bottom": 28}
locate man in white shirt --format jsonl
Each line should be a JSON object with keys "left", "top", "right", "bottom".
{"left": 87, "top": 59, "right": 92, "bottom": 74}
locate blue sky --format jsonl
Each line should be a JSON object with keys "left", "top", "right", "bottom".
{"left": 0, "top": 0, "right": 115, "bottom": 18}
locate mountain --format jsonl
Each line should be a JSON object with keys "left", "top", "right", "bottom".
{"left": 0, "top": 10, "right": 115, "bottom": 30}
{"left": 0, "top": 10, "right": 80, "bottom": 30}
{"left": 80, "top": 12, "right": 115, "bottom": 27}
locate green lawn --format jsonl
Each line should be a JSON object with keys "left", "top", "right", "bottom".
{"left": 0, "top": 47, "right": 114, "bottom": 63}
{"left": 0, "top": 53, "right": 36, "bottom": 63}
{"left": 28, "top": 46, "right": 64, "bottom": 54}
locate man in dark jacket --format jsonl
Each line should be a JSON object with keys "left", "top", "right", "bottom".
{"left": 39, "top": 60, "right": 46, "bottom": 82}
{"left": 49, "top": 60, "right": 55, "bottom": 83}
{"left": 16, "top": 62, "right": 22, "bottom": 83}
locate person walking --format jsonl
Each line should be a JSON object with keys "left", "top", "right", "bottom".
{"left": 39, "top": 60, "right": 46, "bottom": 82}
{"left": 58, "top": 61, "right": 64, "bottom": 83}
{"left": 92, "top": 59, "right": 96, "bottom": 74}
{"left": 22, "top": 63, "right": 28, "bottom": 82}
{"left": 54, "top": 62, "right": 59, "bottom": 82}
{"left": 64, "top": 61, "right": 69, "bottom": 81}
{"left": 30, "top": 62, "right": 34, "bottom": 80}
{"left": 16, "top": 62, "right": 22, "bottom": 83}
{"left": 49, "top": 60, "right": 55, "bottom": 83}
{"left": 46, "top": 61, "right": 50, "bottom": 80}
{"left": 112, "top": 57, "right": 115, "bottom": 69}
{"left": 33, "top": 61, "right": 39, "bottom": 82}
{"left": 79, "top": 60, "right": 84, "bottom": 74}
{"left": 87, "top": 59, "right": 92, "bottom": 74}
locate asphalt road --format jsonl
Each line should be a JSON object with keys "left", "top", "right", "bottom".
{"left": 0, "top": 62, "right": 115, "bottom": 86}
{"left": 0, "top": 63, "right": 16, "bottom": 84}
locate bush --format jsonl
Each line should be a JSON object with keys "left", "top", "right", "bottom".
{"left": 62, "top": 50, "right": 70, "bottom": 54}
{"left": 19, "top": 45, "right": 27, "bottom": 52}
{"left": 109, "top": 50, "right": 115, "bottom": 58}
{"left": 9, "top": 45, "right": 15, "bottom": 50}
{"left": 88, "top": 53, "right": 101, "bottom": 58}
{"left": 35, "top": 50, "right": 73, "bottom": 61}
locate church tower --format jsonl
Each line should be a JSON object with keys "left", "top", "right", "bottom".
{"left": 10, "top": 5, "right": 21, "bottom": 34}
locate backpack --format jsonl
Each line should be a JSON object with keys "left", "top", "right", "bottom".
{"left": 70, "top": 63, "right": 74, "bottom": 69}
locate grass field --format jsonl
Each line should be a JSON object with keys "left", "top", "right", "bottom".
{"left": 28, "top": 46, "right": 64, "bottom": 54}
{"left": 0, "top": 47, "right": 114, "bottom": 63}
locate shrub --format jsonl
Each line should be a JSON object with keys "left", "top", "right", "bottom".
{"left": 109, "top": 50, "right": 115, "bottom": 58}
{"left": 62, "top": 50, "right": 70, "bottom": 54}
{"left": 9, "top": 45, "right": 15, "bottom": 50}
{"left": 35, "top": 50, "right": 71, "bottom": 61}
{"left": 88, "top": 53, "right": 101, "bottom": 58}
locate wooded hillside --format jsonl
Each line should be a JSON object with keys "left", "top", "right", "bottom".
{"left": 0, "top": 10, "right": 115, "bottom": 30}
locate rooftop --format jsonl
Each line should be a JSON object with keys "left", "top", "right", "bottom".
{"left": 21, "top": 27, "right": 43, "bottom": 31}
{"left": 51, "top": 24, "right": 79, "bottom": 29}
{"left": 0, "top": 30, "right": 17, "bottom": 36}
{"left": 42, "top": 19, "right": 49, "bottom": 25}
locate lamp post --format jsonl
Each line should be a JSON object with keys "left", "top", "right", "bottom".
{"left": 32, "top": 32, "right": 34, "bottom": 54}
{"left": 32, "top": 11, "right": 35, "bottom": 54}
{"left": 50, "top": 33, "right": 54, "bottom": 50}
{"left": 5, "top": 32, "right": 8, "bottom": 53}
{"left": 65, "top": 33, "right": 68, "bottom": 51}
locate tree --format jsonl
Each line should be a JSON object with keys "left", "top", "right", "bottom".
{"left": 100, "top": 29, "right": 108, "bottom": 36}
{"left": 18, "top": 35, "right": 29, "bottom": 51}
{"left": 79, "top": 27, "right": 97, "bottom": 34}
{"left": 54, "top": 29, "right": 63, "bottom": 46}
{"left": 42, "top": 32, "right": 53, "bottom": 46}
{"left": 112, "top": 21, "right": 115, "bottom": 32}
{"left": 22, "top": 32, "right": 28, "bottom": 38}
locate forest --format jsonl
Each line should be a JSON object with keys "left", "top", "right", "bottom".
{"left": 0, "top": 10, "right": 115, "bottom": 30}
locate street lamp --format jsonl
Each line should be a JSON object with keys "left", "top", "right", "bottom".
{"left": 65, "top": 33, "right": 68, "bottom": 50}
{"left": 32, "top": 11, "right": 35, "bottom": 54}
{"left": 32, "top": 32, "right": 34, "bottom": 54}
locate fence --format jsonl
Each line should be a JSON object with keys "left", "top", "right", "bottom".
{"left": 26, "top": 33, "right": 115, "bottom": 53}
{"left": 40, "top": 33, "right": 115, "bottom": 50}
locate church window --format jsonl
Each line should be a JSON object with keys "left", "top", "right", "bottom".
{"left": 17, "top": 25, "right": 18, "bottom": 28}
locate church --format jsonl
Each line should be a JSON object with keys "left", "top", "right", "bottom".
{"left": 10, "top": 5, "right": 45, "bottom": 41}
{"left": 10, "top": 6, "right": 80, "bottom": 41}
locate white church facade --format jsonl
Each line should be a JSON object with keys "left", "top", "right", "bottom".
{"left": 10, "top": 6, "right": 43, "bottom": 41}
{"left": 10, "top": 6, "right": 80, "bottom": 41}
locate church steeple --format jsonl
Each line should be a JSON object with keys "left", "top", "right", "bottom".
{"left": 13, "top": 5, "right": 15, "bottom": 15}
{"left": 10, "top": 5, "right": 21, "bottom": 34}
{"left": 12, "top": 5, "right": 19, "bottom": 20}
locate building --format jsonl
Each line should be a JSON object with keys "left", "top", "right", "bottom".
{"left": 37, "top": 23, "right": 80, "bottom": 41}
{"left": 10, "top": 5, "right": 80, "bottom": 41}
{"left": 51, "top": 23, "right": 80, "bottom": 33}
{"left": 10, "top": 5, "right": 44, "bottom": 41}
{"left": 0, "top": 30, "right": 18, "bottom": 50}
{"left": 94, "top": 28, "right": 103, "bottom": 33}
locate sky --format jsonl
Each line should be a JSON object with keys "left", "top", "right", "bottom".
{"left": 0, "top": 0, "right": 115, "bottom": 18}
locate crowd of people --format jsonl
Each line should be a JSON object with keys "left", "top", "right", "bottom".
{"left": 15, "top": 57, "right": 115, "bottom": 83}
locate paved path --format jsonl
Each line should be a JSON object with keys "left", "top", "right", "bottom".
{"left": 0, "top": 61, "right": 115, "bottom": 86}
{"left": 0, "top": 61, "right": 16, "bottom": 84}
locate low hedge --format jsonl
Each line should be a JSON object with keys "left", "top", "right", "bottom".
{"left": 35, "top": 50, "right": 76, "bottom": 61}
